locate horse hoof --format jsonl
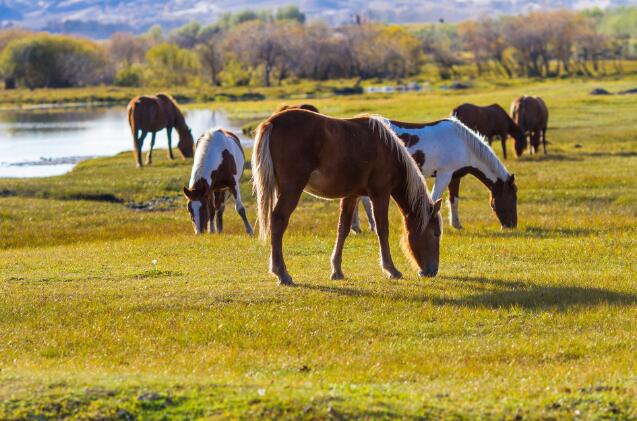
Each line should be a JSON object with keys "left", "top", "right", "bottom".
{"left": 350, "top": 227, "right": 362, "bottom": 235}
{"left": 330, "top": 272, "right": 344, "bottom": 280}
{"left": 246, "top": 229, "right": 254, "bottom": 236}
{"left": 277, "top": 274, "right": 295, "bottom": 286}
{"left": 386, "top": 270, "right": 402, "bottom": 280}
{"left": 452, "top": 224, "right": 464, "bottom": 230}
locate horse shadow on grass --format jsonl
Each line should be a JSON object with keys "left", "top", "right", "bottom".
{"left": 299, "top": 275, "right": 637, "bottom": 312}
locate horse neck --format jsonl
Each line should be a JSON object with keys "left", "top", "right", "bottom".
{"left": 391, "top": 182, "right": 429, "bottom": 231}
{"left": 467, "top": 152, "right": 507, "bottom": 189}
{"left": 172, "top": 106, "right": 188, "bottom": 132}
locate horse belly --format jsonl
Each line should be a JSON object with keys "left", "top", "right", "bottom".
{"left": 305, "top": 168, "right": 360, "bottom": 199}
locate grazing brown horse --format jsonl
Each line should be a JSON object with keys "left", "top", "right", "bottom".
{"left": 510, "top": 96, "right": 549, "bottom": 155}
{"left": 127, "top": 93, "right": 194, "bottom": 167}
{"left": 276, "top": 103, "right": 320, "bottom": 113}
{"left": 453, "top": 103, "right": 526, "bottom": 159}
{"left": 252, "top": 109, "right": 443, "bottom": 286}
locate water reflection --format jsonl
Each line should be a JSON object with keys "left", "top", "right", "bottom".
{"left": 0, "top": 107, "right": 250, "bottom": 178}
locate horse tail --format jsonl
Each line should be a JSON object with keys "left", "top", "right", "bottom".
{"left": 127, "top": 100, "right": 142, "bottom": 165}
{"left": 252, "top": 120, "right": 276, "bottom": 241}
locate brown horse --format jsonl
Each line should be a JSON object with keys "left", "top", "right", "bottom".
{"left": 510, "top": 96, "right": 549, "bottom": 155}
{"left": 127, "top": 93, "right": 194, "bottom": 167}
{"left": 252, "top": 109, "right": 443, "bottom": 286}
{"left": 276, "top": 103, "right": 320, "bottom": 113}
{"left": 453, "top": 103, "right": 526, "bottom": 159}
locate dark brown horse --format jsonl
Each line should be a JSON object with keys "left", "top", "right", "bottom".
{"left": 127, "top": 93, "right": 194, "bottom": 167}
{"left": 276, "top": 103, "right": 320, "bottom": 113}
{"left": 453, "top": 103, "right": 526, "bottom": 159}
{"left": 252, "top": 109, "right": 443, "bottom": 286}
{"left": 510, "top": 96, "right": 549, "bottom": 155}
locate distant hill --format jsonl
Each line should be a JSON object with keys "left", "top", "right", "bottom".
{"left": 0, "top": 0, "right": 634, "bottom": 38}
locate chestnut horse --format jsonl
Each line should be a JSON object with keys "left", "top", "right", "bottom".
{"left": 510, "top": 96, "right": 549, "bottom": 155}
{"left": 127, "top": 93, "right": 194, "bottom": 167}
{"left": 183, "top": 129, "right": 253, "bottom": 235}
{"left": 277, "top": 103, "right": 319, "bottom": 113}
{"left": 453, "top": 103, "right": 526, "bottom": 159}
{"left": 252, "top": 109, "right": 443, "bottom": 286}
{"left": 354, "top": 117, "right": 517, "bottom": 230}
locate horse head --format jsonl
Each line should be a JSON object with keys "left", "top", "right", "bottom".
{"left": 403, "top": 198, "right": 443, "bottom": 277}
{"left": 178, "top": 127, "right": 195, "bottom": 158}
{"left": 183, "top": 179, "right": 210, "bottom": 234}
{"left": 512, "top": 124, "right": 527, "bottom": 157}
{"left": 490, "top": 174, "right": 518, "bottom": 229}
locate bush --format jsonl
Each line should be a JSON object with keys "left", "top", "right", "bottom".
{"left": 114, "top": 64, "right": 143, "bottom": 87}
{"left": 0, "top": 34, "right": 107, "bottom": 89}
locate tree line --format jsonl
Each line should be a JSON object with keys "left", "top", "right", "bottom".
{"left": 1, "top": 6, "right": 635, "bottom": 90}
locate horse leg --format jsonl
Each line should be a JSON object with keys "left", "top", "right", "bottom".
{"left": 448, "top": 177, "right": 463, "bottom": 229}
{"left": 229, "top": 183, "right": 253, "bottom": 235}
{"left": 542, "top": 128, "right": 548, "bottom": 155}
{"left": 331, "top": 197, "right": 358, "bottom": 280}
{"left": 135, "top": 130, "right": 147, "bottom": 168}
{"left": 166, "top": 126, "right": 175, "bottom": 160}
{"left": 500, "top": 133, "right": 508, "bottom": 159}
{"left": 270, "top": 185, "right": 304, "bottom": 286}
{"left": 145, "top": 132, "right": 156, "bottom": 165}
{"left": 370, "top": 192, "right": 401, "bottom": 279}
{"left": 350, "top": 198, "right": 362, "bottom": 234}
{"left": 361, "top": 196, "right": 375, "bottom": 232}
{"left": 531, "top": 130, "right": 541, "bottom": 155}
{"left": 431, "top": 172, "right": 453, "bottom": 202}
{"left": 213, "top": 191, "right": 226, "bottom": 234}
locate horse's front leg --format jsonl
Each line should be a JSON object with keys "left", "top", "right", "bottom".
{"left": 500, "top": 133, "right": 508, "bottom": 159}
{"left": 270, "top": 187, "right": 303, "bottom": 286}
{"left": 431, "top": 172, "right": 453, "bottom": 202}
{"left": 145, "top": 132, "right": 157, "bottom": 165}
{"left": 370, "top": 192, "right": 401, "bottom": 279}
{"left": 166, "top": 127, "right": 175, "bottom": 160}
{"left": 213, "top": 191, "right": 226, "bottom": 234}
{"left": 542, "top": 129, "right": 548, "bottom": 155}
{"left": 447, "top": 177, "right": 463, "bottom": 229}
{"left": 331, "top": 197, "right": 358, "bottom": 280}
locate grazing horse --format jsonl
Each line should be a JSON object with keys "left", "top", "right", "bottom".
{"left": 277, "top": 103, "right": 320, "bottom": 113}
{"left": 127, "top": 93, "right": 194, "bottom": 167}
{"left": 183, "top": 129, "right": 253, "bottom": 235}
{"left": 510, "top": 96, "right": 549, "bottom": 155}
{"left": 452, "top": 103, "right": 526, "bottom": 159}
{"left": 354, "top": 117, "right": 517, "bottom": 230}
{"left": 252, "top": 109, "right": 443, "bottom": 286}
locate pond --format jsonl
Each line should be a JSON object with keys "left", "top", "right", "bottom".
{"left": 0, "top": 106, "right": 252, "bottom": 178}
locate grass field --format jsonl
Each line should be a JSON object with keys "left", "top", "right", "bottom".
{"left": 1, "top": 78, "right": 636, "bottom": 419}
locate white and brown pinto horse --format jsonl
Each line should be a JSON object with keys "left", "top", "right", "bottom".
{"left": 354, "top": 117, "right": 517, "bottom": 230}
{"left": 252, "top": 109, "right": 443, "bottom": 286}
{"left": 183, "top": 129, "right": 253, "bottom": 235}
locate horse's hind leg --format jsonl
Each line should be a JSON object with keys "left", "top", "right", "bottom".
{"left": 134, "top": 130, "right": 147, "bottom": 168}
{"left": 448, "top": 177, "right": 463, "bottom": 229}
{"left": 146, "top": 132, "right": 157, "bottom": 165}
{"left": 531, "top": 130, "right": 540, "bottom": 155}
{"left": 350, "top": 199, "right": 362, "bottom": 234}
{"left": 542, "top": 128, "right": 548, "bottom": 155}
{"left": 166, "top": 127, "right": 175, "bottom": 160}
{"left": 331, "top": 197, "right": 358, "bottom": 280}
{"left": 361, "top": 196, "right": 375, "bottom": 232}
{"left": 229, "top": 183, "right": 253, "bottom": 235}
{"left": 270, "top": 185, "right": 304, "bottom": 286}
{"left": 370, "top": 192, "right": 402, "bottom": 279}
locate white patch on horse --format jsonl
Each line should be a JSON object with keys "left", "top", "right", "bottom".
{"left": 191, "top": 200, "right": 202, "bottom": 234}
{"left": 189, "top": 129, "right": 245, "bottom": 189}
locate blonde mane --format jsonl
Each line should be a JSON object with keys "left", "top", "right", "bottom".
{"left": 367, "top": 115, "right": 433, "bottom": 228}
{"left": 447, "top": 116, "right": 511, "bottom": 180}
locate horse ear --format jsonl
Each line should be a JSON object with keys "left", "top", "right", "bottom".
{"left": 432, "top": 198, "right": 443, "bottom": 215}
{"left": 183, "top": 186, "right": 193, "bottom": 199}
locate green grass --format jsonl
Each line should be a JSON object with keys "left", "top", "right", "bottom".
{"left": 1, "top": 78, "right": 637, "bottom": 419}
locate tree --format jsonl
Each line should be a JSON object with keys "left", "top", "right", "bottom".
{"left": 145, "top": 43, "right": 199, "bottom": 86}
{"left": 107, "top": 32, "right": 149, "bottom": 67}
{"left": 276, "top": 6, "right": 305, "bottom": 23}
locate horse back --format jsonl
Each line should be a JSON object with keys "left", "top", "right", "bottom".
{"left": 128, "top": 95, "right": 168, "bottom": 132}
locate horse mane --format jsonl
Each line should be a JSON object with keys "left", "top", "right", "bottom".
{"left": 447, "top": 116, "right": 511, "bottom": 180}
{"left": 367, "top": 115, "right": 433, "bottom": 229}
{"left": 189, "top": 130, "right": 213, "bottom": 189}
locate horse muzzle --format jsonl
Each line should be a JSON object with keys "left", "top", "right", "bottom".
{"left": 419, "top": 263, "right": 438, "bottom": 278}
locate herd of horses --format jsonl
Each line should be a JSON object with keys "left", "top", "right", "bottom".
{"left": 127, "top": 94, "right": 549, "bottom": 285}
